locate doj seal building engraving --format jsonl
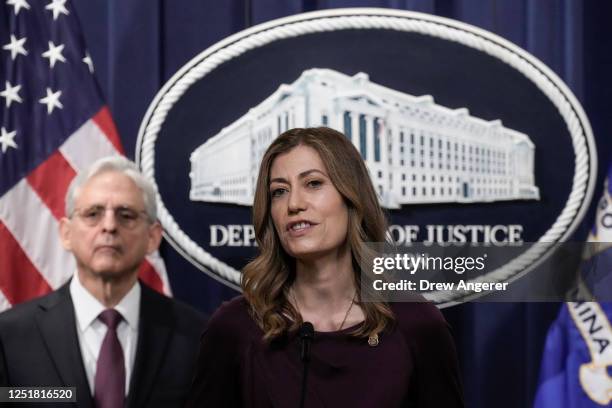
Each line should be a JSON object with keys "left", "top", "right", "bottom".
{"left": 136, "top": 9, "right": 596, "bottom": 306}
{"left": 189, "top": 68, "right": 539, "bottom": 208}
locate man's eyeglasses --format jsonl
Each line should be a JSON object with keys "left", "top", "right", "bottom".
{"left": 71, "top": 205, "right": 150, "bottom": 229}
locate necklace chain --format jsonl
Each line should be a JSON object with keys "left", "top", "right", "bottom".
{"left": 291, "top": 288, "right": 357, "bottom": 331}
{"left": 338, "top": 292, "right": 356, "bottom": 330}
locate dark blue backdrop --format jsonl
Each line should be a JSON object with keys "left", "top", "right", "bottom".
{"left": 70, "top": 1, "right": 612, "bottom": 407}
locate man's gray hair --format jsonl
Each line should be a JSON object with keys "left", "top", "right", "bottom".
{"left": 65, "top": 156, "right": 157, "bottom": 222}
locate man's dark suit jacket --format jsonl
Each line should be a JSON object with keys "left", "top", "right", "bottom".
{"left": 0, "top": 281, "right": 206, "bottom": 408}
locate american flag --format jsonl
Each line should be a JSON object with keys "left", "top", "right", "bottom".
{"left": 0, "top": 0, "right": 171, "bottom": 312}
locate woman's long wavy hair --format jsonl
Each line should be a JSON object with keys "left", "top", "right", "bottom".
{"left": 242, "top": 127, "right": 394, "bottom": 341}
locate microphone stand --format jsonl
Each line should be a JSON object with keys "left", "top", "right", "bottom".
{"left": 298, "top": 322, "right": 314, "bottom": 408}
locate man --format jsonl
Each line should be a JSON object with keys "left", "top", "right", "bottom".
{"left": 0, "top": 156, "right": 206, "bottom": 407}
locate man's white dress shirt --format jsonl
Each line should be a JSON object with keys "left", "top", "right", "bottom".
{"left": 69, "top": 272, "right": 140, "bottom": 396}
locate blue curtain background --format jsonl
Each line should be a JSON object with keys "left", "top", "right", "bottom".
{"left": 69, "top": 1, "right": 612, "bottom": 407}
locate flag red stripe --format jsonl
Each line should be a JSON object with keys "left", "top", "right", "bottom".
{"left": 92, "top": 107, "right": 124, "bottom": 155}
{"left": 138, "top": 260, "right": 165, "bottom": 294}
{"left": 26, "top": 151, "right": 77, "bottom": 220}
{"left": 0, "top": 222, "right": 52, "bottom": 304}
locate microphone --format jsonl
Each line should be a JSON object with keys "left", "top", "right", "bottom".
{"left": 299, "top": 322, "right": 314, "bottom": 362}
{"left": 298, "top": 322, "right": 314, "bottom": 408}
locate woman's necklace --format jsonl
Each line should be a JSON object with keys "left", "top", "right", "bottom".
{"left": 338, "top": 291, "right": 357, "bottom": 331}
{"left": 291, "top": 288, "right": 357, "bottom": 331}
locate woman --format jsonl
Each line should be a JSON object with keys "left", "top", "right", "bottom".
{"left": 186, "top": 127, "right": 464, "bottom": 407}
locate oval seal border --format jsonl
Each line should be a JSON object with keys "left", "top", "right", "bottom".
{"left": 136, "top": 8, "right": 597, "bottom": 307}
